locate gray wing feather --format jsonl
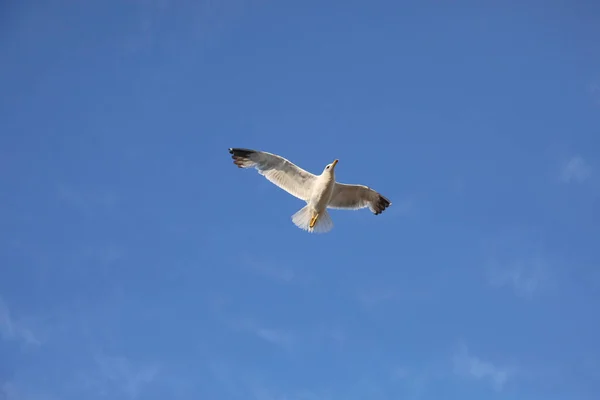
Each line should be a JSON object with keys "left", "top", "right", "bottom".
{"left": 328, "top": 183, "right": 391, "bottom": 215}
{"left": 229, "top": 148, "right": 317, "bottom": 201}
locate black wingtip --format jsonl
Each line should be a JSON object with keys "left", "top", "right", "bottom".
{"left": 228, "top": 147, "right": 256, "bottom": 158}
{"left": 374, "top": 194, "right": 391, "bottom": 215}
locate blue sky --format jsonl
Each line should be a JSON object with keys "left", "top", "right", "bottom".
{"left": 1, "top": 0, "right": 599, "bottom": 399}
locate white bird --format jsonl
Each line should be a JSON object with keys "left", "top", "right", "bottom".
{"left": 228, "top": 147, "right": 392, "bottom": 233}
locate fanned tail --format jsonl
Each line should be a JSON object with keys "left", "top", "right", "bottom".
{"left": 291, "top": 205, "right": 334, "bottom": 234}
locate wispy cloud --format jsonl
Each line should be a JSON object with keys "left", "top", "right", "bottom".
{"left": 389, "top": 366, "right": 429, "bottom": 400}
{"left": 0, "top": 297, "right": 40, "bottom": 346}
{"left": 311, "top": 325, "right": 346, "bottom": 349}
{"left": 1, "top": 381, "right": 59, "bottom": 400}
{"left": 389, "top": 357, "right": 455, "bottom": 400}
{"left": 79, "top": 244, "right": 124, "bottom": 265}
{"left": 121, "top": 0, "right": 167, "bottom": 54}
{"left": 485, "top": 256, "right": 553, "bottom": 298}
{"left": 253, "top": 326, "right": 294, "bottom": 348}
{"left": 56, "top": 184, "right": 118, "bottom": 215}
{"left": 251, "top": 386, "right": 328, "bottom": 400}
{"left": 452, "top": 344, "right": 518, "bottom": 391}
{"left": 243, "top": 258, "right": 296, "bottom": 283}
{"left": 227, "top": 317, "right": 294, "bottom": 350}
{"left": 79, "top": 354, "right": 160, "bottom": 399}
{"left": 559, "top": 155, "right": 592, "bottom": 184}
{"left": 123, "top": 0, "right": 255, "bottom": 55}
{"left": 208, "top": 361, "right": 326, "bottom": 400}
{"left": 0, "top": 383, "right": 19, "bottom": 400}
{"left": 387, "top": 197, "right": 416, "bottom": 217}
{"left": 356, "top": 287, "right": 396, "bottom": 307}
{"left": 482, "top": 228, "right": 556, "bottom": 299}
{"left": 589, "top": 79, "right": 600, "bottom": 106}
{"left": 356, "top": 283, "right": 436, "bottom": 310}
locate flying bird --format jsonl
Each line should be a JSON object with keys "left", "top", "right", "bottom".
{"left": 228, "top": 147, "right": 391, "bottom": 233}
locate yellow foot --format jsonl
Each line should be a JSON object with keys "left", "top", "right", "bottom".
{"left": 309, "top": 213, "right": 319, "bottom": 229}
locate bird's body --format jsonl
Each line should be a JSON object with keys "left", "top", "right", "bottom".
{"left": 309, "top": 170, "right": 336, "bottom": 212}
{"left": 228, "top": 147, "right": 391, "bottom": 233}
{"left": 293, "top": 162, "right": 338, "bottom": 233}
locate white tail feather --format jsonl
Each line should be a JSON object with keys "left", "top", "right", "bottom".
{"left": 291, "top": 205, "right": 334, "bottom": 234}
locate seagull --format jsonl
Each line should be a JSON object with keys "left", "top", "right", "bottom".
{"left": 228, "top": 148, "right": 392, "bottom": 233}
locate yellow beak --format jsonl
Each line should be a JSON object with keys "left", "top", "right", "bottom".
{"left": 331, "top": 159, "right": 339, "bottom": 167}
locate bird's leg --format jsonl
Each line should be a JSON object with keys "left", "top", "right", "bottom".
{"left": 309, "top": 212, "right": 319, "bottom": 229}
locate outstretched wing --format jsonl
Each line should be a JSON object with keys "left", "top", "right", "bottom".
{"left": 229, "top": 148, "right": 317, "bottom": 201}
{"left": 328, "top": 183, "right": 391, "bottom": 215}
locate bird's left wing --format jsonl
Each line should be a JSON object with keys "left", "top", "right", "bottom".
{"left": 328, "top": 183, "right": 391, "bottom": 215}
{"left": 229, "top": 147, "right": 317, "bottom": 201}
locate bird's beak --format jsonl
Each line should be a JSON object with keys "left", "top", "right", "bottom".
{"left": 332, "top": 159, "right": 339, "bottom": 168}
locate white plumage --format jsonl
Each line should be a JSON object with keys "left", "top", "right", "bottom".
{"left": 228, "top": 148, "right": 392, "bottom": 233}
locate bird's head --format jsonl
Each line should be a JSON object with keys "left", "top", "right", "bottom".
{"left": 323, "top": 159, "right": 339, "bottom": 174}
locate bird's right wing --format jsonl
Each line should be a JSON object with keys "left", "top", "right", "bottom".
{"left": 328, "top": 182, "right": 391, "bottom": 215}
{"left": 229, "top": 148, "right": 317, "bottom": 201}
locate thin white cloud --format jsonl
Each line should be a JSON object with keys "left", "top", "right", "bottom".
{"left": 123, "top": 0, "right": 255, "bottom": 55}
{"left": 226, "top": 317, "right": 294, "bottom": 350}
{"left": 78, "top": 243, "right": 125, "bottom": 266}
{"left": 251, "top": 386, "right": 327, "bottom": 400}
{"left": 0, "top": 297, "right": 40, "bottom": 346}
{"left": 388, "top": 360, "right": 447, "bottom": 400}
{"left": 589, "top": 79, "right": 600, "bottom": 106}
{"left": 56, "top": 184, "right": 118, "bottom": 215}
{"left": 0, "top": 383, "right": 19, "bottom": 400}
{"left": 485, "top": 256, "right": 552, "bottom": 298}
{"left": 482, "top": 228, "right": 560, "bottom": 299}
{"left": 387, "top": 197, "right": 416, "bottom": 218}
{"left": 91, "top": 354, "right": 160, "bottom": 399}
{"left": 208, "top": 361, "right": 327, "bottom": 400}
{"left": 450, "top": 177, "right": 466, "bottom": 195}
{"left": 452, "top": 344, "right": 518, "bottom": 391}
{"left": 357, "top": 287, "right": 396, "bottom": 307}
{"left": 317, "top": 326, "right": 346, "bottom": 349}
{"left": 244, "top": 258, "right": 296, "bottom": 283}
{"left": 253, "top": 327, "right": 294, "bottom": 348}
{"left": 390, "top": 366, "right": 410, "bottom": 380}
{"left": 0, "top": 382, "right": 58, "bottom": 400}
{"left": 559, "top": 155, "right": 592, "bottom": 184}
